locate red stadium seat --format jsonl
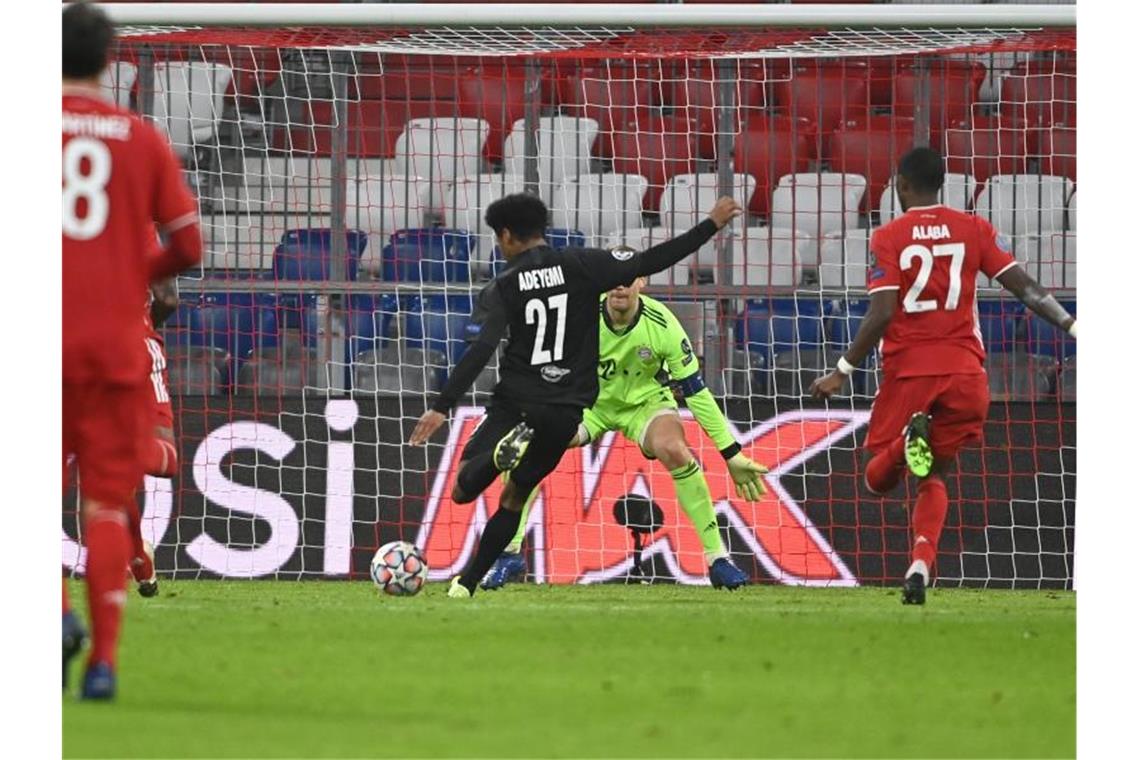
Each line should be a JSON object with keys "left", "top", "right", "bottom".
{"left": 733, "top": 116, "right": 815, "bottom": 216}
{"left": 610, "top": 118, "right": 698, "bottom": 212}
{"left": 274, "top": 99, "right": 457, "bottom": 158}
{"left": 660, "top": 59, "right": 767, "bottom": 158}
{"left": 349, "top": 55, "right": 465, "bottom": 101}
{"left": 1000, "top": 66, "right": 1077, "bottom": 129}
{"left": 772, "top": 61, "right": 870, "bottom": 132}
{"left": 556, "top": 60, "right": 663, "bottom": 158}
{"left": 456, "top": 66, "right": 530, "bottom": 162}
{"left": 828, "top": 116, "right": 917, "bottom": 212}
{"left": 1036, "top": 126, "right": 1077, "bottom": 182}
{"left": 892, "top": 60, "right": 984, "bottom": 136}
{"left": 944, "top": 116, "right": 1027, "bottom": 184}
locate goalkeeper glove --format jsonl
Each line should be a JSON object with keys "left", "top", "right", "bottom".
{"left": 726, "top": 453, "right": 768, "bottom": 501}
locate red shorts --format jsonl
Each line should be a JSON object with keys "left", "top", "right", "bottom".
{"left": 864, "top": 372, "right": 990, "bottom": 458}
{"left": 63, "top": 381, "right": 150, "bottom": 505}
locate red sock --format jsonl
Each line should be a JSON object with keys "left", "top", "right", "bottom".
{"left": 124, "top": 499, "right": 148, "bottom": 564}
{"left": 142, "top": 438, "right": 178, "bottom": 478}
{"left": 62, "top": 577, "right": 71, "bottom": 614}
{"left": 911, "top": 476, "right": 949, "bottom": 569}
{"left": 866, "top": 436, "right": 906, "bottom": 494}
{"left": 83, "top": 509, "right": 130, "bottom": 667}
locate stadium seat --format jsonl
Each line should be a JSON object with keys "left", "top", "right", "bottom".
{"left": 609, "top": 119, "right": 699, "bottom": 212}
{"left": 502, "top": 116, "right": 600, "bottom": 196}
{"left": 277, "top": 99, "right": 458, "bottom": 159}
{"left": 818, "top": 229, "right": 871, "bottom": 290}
{"left": 443, "top": 173, "right": 525, "bottom": 270}
{"left": 660, "top": 59, "right": 767, "bottom": 158}
{"left": 825, "top": 298, "right": 879, "bottom": 398}
{"left": 658, "top": 173, "right": 756, "bottom": 233}
{"left": 217, "top": 155, "right": 335, "bottom": 215}
{"left": 381, "top": 228, "right": 474, "bottom": 284}
{"left": 976, "top": 299, "right": 1026, "bottom": 355}
{"left": 393, "top": 117, "right": 490, "bottom": 209}
{"left": 100, "top": 61, "right": 136, "bottom": 109}
{"left": 879, "top": 173, "right": 978, "bottom": 222}
{"left": 770, "top": 296, "right": 828, "bottom": 398}
{"left": 236, "top": 345, "right": 320, "bottom": 396}
{"left": 1067, "top": 190, "right": 1076, "bottom": 231}
{"left": 733, "top": 116, "right": 815, "bottom": 216}
{"left": 1000, "top": 64, "right": 1077, "bottom": 129}
{"left": 944, "top": 117, "right": 1027, "bottom": 184}
{"left": 164, "top": 347, "right": 225, "bottom": 396}
{"left": 1021, "top": 232, "right": 1076, "bottom": 290}
{"left": 349, "top": 55, "right": 463, "bottom": 102}
{"left": 272, "top": 228, "right": 368, "bottom": 281}
{"left": 828, "top": 116, "right": 916, "bottom": 212}
{"left": 551, "top": 174, "right": 649, "bottom": 244}
{"left": 404, "top": 294, "right": 475, "bottom": 368}
{"left": 892, "top": 60, "right": 984, "bottom": 137}
{"left": 352, "top": 345, "right": 445, "bottom": 394}
{"left": 604, "top": 227, "right": 696, "bottom": 288}
{"left": 456, "top": 65, "right": 530, "bottom": 162}
{"left": 556, "top": 60, "right": 663, "bottom": 158}
{"left": 1028, "top": 307, "right": 1076, "bottom": 362}
{"left": 975, "top": 174, "right": 1072, "bottom": 238}
{"left": 769, "top": 173, "right": 867, "bottom": 250}
{"left": 344, "top": 175, "right": 432, "bottom": 273}
{"left": 150, "top": 62, "right": 234, "bottom": 157}
{"left": 1035, "top": 126, "right": 1077, "bottom": 183}
{"left": 727, "top": 227, "right": 804, "bottom": 287}
{"left": 772, "top": 61, "right": 870, "bottom": 132}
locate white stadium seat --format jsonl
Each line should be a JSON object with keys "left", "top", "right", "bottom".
{"left": 1023, "top": 232, "right": 1077, "bottom": 290}
{"left": 503, "top": 116, "right": 599, "bottom": 200}
{"left": 346, "top": 176, "right": 433, "bottom": 274}
{"left": 444, "top": 174, "right": 526, "bottom": 271}
{"left": 150, "top": 62, "right": 233, "bottom": 157}
{"left": 975, "top": 174, "right": 1072, "bottom": 237}
{"left": 819, "top": 229, "right": 872, "bottom": 290}
{"left": 728, "top": 227, "right": 804, "bottom": 287}
{"left": 552, "top": 174, "right": 648, "bottom": 244}
{"left": 878, "top": 173, "right": 978, "bottom": 222}
{"left": 394, "top": 117, "right": 490, "bottom": 210}
{"left": 658, "top": 173, "right": 756, "bottom": 240}
{"left": 604, "top": 227, "right": 694, "bottom": 288}
{"left": 770, "top": 173, "right": 866, "bottom": 259}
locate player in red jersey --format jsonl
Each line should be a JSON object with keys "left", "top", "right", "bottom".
{"left": 810, "top": 147, "right": 1076, "bottom": 605}
{"left": 126, "top": 279, "right": 180, "bottom": 599}
{"left": 62, "top": 3, "right": 202, "bottom": 698}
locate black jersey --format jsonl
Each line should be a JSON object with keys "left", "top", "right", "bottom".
{"left": 431, "top": 219, "right": 718, "bottom": 413}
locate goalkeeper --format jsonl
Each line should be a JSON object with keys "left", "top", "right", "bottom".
{"left": 482, "top": 274, "right": 768, "bottom": 591}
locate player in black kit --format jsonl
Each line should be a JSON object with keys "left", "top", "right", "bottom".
{"left": 409, "top": 192, "right": 742, "bottom": 597}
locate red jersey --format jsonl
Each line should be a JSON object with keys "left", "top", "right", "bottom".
{"left": 62, "top": 86, "right": 199, "bottom": 385}
{"left": 867, "top": 204, "right": 1017, "bottom": 378}
{"left": 143, "top": 311, "right": 174, "bottom": 427}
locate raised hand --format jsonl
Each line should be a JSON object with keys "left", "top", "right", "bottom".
{"left": 707, "top": 196, "right": 744, "bottom": 229}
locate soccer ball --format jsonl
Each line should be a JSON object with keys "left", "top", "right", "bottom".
{"left": 370, "top": 541, "right": 428, "bottom": 596}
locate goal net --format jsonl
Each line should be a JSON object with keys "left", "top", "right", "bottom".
{"left": 63, "top": 6, "right": 1076, "bottom": 588}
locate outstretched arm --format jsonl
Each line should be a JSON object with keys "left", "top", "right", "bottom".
{"left": 810, "top": 290, "right": 898, "bottom": 400}
{"left": 997, "top": 265, "right": 1077, "bottom": 336}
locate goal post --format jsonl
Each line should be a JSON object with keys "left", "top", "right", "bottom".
{"left": 63, "top": 3, "right": 1077, "bottom": 590}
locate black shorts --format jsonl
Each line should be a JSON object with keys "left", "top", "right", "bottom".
{"left": 461, "top": 398, "right": 582, "bottom": 494}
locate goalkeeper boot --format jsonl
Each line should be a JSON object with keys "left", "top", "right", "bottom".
{"left": 493, "top": 422, "right": 534, "bottom": 472}
{"left": 81, "top": 661, "right": 116, "bottom": 701}
{"left": 447, "top": 576, "right": 473, "bottom": 599}
{"left": 130, "top": 540, "right": 159, "bottom": 598}
{"left": 902, "top": 572, "right": 927, "bottom": 606}
{"left": 904, "top": 412, "right": 934, "bottom": 479}
{"left": 62, "top": 611, "right": 86, "bottom": 690}
{"left": 481, "top": 552, "right": 527, "bottom": 590}
{"left": 709, "top": 557, "right": 749, "bottom": 591}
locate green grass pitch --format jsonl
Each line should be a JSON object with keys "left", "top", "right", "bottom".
{"left": 63, "top": 580, "right": 1075, "bottom": 759}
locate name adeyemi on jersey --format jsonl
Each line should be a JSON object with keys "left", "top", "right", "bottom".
{"left": 911, "top": 224, "right": 952, "bottom": 241}
{"left": 517, "top": 265, "right": 566, "bottom": 292}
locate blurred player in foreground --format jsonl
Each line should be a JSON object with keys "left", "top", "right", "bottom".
{"left": 63, "top": 2, "right": 202, "bottom": 698}
{"left": 482, "top": 275, "right": 767, "bottom": 591}
{"left": 409, "top": 194, "right": 742, "bottom": 598}
{"left": 810, "top": 147, "right": 1075, "bottom": 605}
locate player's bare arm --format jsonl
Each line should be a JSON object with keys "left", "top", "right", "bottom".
{"left": 810, "top": 290, "right": 898, "bottom": 400}
{"left": 149, "top": 278, "right": 178, "bottom": 327}
{"left": 996, "top": 265, "right": 1077, "bottom": 337}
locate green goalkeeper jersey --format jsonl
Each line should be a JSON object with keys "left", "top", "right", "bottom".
{"left": 595, "top": 295, "right": 739, "bottom": 455}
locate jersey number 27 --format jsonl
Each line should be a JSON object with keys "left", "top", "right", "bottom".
{"left": 900, "top": 242, "right": 966, "bottom": 313}
{"left": 525, "top": 293, "right": 568, "bottom": 365}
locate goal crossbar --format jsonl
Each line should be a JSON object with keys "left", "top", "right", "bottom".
{"left": 99, "top": 3, "right": 1076, "bottom": 29}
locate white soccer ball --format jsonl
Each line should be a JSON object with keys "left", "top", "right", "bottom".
{"left": 370, "top": 541, "right": 429, "bottom": 597}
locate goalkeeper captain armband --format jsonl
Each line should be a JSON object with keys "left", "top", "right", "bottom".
{"left": 675, "top": 372, "right": 706, "bottom": 398}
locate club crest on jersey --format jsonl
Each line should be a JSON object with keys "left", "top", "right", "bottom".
{"left": 912, "top": 224, "right": 952, "bottom": 241}
{"left": 637, "top": 346, "right": 653, "bottom": 362}
{"left": 609, "top": 245, "right": 636, "bottom": 262}
{"left": 541, "top": 365, "right": 571, "bottom": 383}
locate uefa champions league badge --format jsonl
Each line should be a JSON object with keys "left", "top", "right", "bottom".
{"left": 996, "top": 234, "right": 1013, "bottom": 254}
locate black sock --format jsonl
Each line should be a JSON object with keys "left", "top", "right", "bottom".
{"left": 459, "top": 507, "right": 522, "bottom": 593}
{"left": 457, "top": 451, "right": 499, "bottom": 500}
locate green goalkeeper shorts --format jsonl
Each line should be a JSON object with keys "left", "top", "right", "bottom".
{"left": 581, "top": 388, "right": 679, "bottom": 458}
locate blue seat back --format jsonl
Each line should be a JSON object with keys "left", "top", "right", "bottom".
{"left": 770, "top": 297, "right": 825, "bottom": 355}
{"left": 1028, "top": 300, "right": 1076, "bottom": 359}
{"left": 383, "top": 229, "right": 473, "bottom": 283}
{"left": 405, "top": 294, "right": 475, "bottom": 367}
{"left": 976, "top": 299, "right": 1025, "bottom": 354}
{"left": 273, "top": 228, "right": 367, "bottom": 281}
{"left": 487, "top": 228, "right": 586, "bottom": 277}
